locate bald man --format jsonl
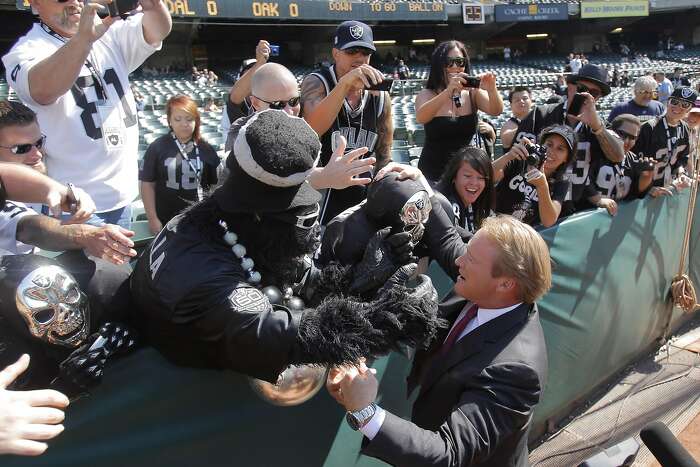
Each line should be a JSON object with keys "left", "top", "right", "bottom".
{"left": 225, "top": 62, "right": 377, "bottom": 191}
{"left": 250, "top": 63, "right": 301, "bottom": 116}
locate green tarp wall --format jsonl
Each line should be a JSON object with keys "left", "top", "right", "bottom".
{"left": 4, "top": 193, "right": 699, "bottom": 467}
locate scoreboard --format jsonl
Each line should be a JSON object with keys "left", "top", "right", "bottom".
{"left": 165, "top": 0, "right": 448, "bottom": 21}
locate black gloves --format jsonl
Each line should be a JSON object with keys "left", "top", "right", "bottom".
{"left": 349, "top": 228, "right": 416, "bottom": 296}
{"left": 51, "top": 322, "right": 138, "bottom": 399}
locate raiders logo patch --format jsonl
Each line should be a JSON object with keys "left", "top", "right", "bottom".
{"left": 229, "top": 287, "right": 271, "bottom": 312}
{"left": 350, "top": 25, "right": 363, "bottom": 40}
{"left": 681, "top": 88, "right": 693, "bottom": 99}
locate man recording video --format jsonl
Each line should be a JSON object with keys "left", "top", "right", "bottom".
{"left": 300, "top": 20, "right": 393, "bottom": 224}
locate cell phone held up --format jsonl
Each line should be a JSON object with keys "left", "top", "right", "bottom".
{"left": 269, "top": 45, "right": 280, "bottom": 57}
{"left": 366, "top": 78, "right": 393, "bottom": 92}
{"left": 462, "top": 76, "right": 481, "bottom": 88}
{"left": 108, "top": 0, "right": 140, "bottom": 17}
{"left": 567, "top": 90, "right": 587, "bottom": 116}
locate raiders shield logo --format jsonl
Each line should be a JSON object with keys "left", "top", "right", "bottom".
{"left": 108, "top": 134, "right": 120, "bottom": 146}
{"left": 349, "top": 25, "right": 363, "bottom": 40}
{"left": 230, "top": 287, "right": 271, "bottom": 313}
{"left": 681, "top": 87, "right": 693, "bottom": 99}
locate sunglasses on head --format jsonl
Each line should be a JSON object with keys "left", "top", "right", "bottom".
{"left": 268, "top": 204, "right": 320, "bottom": 230}
{"left": 615, "top": 129, "right": 638, "bottom": 141}
{"left": 0, "top": 135, "right": 46, "bottom": 155}
{"left": 343, "top": 47, "right": 372, "bottom": 57}
{"left": 253, "top": 95, "right": 301, "bottom": 110}
{"left": 576, "top": 84, "right": 602, "bottom": 99}
{"left": 669, "top": 98, "right": 692, "bottom": 109}
{"left": 446, "top": 57, "right": 466, "bottom": 68}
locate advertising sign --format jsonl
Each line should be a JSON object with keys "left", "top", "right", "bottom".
{"left": 580, "top": 1, "right": 649, "bottom": 18}
{"left": 495, "top": 3, "right": 568, "bottom": 22}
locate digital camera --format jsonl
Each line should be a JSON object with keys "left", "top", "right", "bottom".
{"left": 524, "top": 143, "right": 547, "bottom": 168}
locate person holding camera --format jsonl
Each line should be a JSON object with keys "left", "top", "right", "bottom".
{"left": 414, "top": 40, "right": 503, "bottom": 182}
{"left": 511, "top": 64, "right": 624, "bottom": 214}
{"left": 300, "top": 21, "right": 392, "bottom": 225}
{"left": 2, "top": 0, "right": 172, "bottom": 228}
{"left": 493, "top": 125, "right": 576, "bottom": 227}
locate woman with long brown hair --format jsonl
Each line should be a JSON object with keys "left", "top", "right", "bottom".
{"left": 415, "top": 40, "right": 503, "bottom": 181}
{"left": 139, "top": 94, "right": 220, "bottom": 234}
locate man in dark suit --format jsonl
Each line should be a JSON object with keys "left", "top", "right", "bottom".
{"left": 327, "top": 215, "right": 550, "bottom": 466}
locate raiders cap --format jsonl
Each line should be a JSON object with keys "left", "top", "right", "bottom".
{"left": 333, "top": 21, "right": 375, "bottom": 52}
{"left": 671, "top": 86, "right": 698, "bottom": 105}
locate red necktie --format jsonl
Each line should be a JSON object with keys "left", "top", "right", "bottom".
{"left": 440, "top": 304, "right": 478, "bottom": 355}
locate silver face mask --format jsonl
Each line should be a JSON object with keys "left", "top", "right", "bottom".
{"left": 398, "top": 191, "right": 432, "bottom": 243}
{"left": 15, "top": 265, "right": 90, "bottom": 348}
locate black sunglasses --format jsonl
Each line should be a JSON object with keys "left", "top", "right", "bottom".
{"left": 253, "top": 95, "right": 301, "bottom": 110}
{"left": 615, "top": 129, "right": 638, "bottom": 141}
{"left": 343, "top": 47, "right": 372, "bottom": 57}
{"left": 267, "top": 204, "right": 320, "bottom": 230}
{"left": 669, "top": 98, "right": 692, "bottom": 109}
{"left": 576, "top": 83, "right": 602, "bottom": 99}
{"left": 446, "top": 57, "right": 466, "bottom": 68}
{"left": 0, "top": 135, "right": 46, "bottom": 155}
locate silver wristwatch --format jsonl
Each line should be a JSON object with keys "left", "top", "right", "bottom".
{"left": 346, "top": 403, "right": 377, "bottom": 431}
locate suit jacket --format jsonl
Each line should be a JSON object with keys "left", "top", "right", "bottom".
{"left": 361, "top": 294, "right": 548, "bottom": 467}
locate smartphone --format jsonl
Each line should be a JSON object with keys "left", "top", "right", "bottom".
{"left": 108, "top": 0, "right": 139, "bottom": 17}
{"left": 366, "top": 78, "right": 394, "bottom": 92}
{"left": 568, "top": 93, "right": 586, "bottom": 116}
{"left": 463, "top": 76, "right": 481, "bottom": 88}
{"left": 269, "top": 45, "right": 280, "bottom": 57}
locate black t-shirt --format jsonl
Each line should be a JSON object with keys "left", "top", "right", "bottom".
{"left": 514, "top": 102, "right": 606, "bottom": 204}
{"left": 495, "top": 159, "right": 570, "bottom": 227}
{"left": 631, "top": 116, "right": 690, "bottom": 187}
{"left": 139, "top": 134, "right": 220, "bottom": 225}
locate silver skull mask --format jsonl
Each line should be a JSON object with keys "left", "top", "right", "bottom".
{"left": 398, "top": 191, "right": 432, "bottom": 243}
{"left": 15, "top": 265, "right": 90, "bottom": 348}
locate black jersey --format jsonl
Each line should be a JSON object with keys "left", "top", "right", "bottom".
{"left": 514, "top": 102, "right": 606, "bottom": 204}
{"left": 139, "top": 134, "right": 220, "bottom": 225}
{"left": 129, "top": 215, "right": 300, "bottom": 383}
{"left": 308, "top": 65, "right": 387, "bottom": 224}
{"left": 632, "top": 116, "right": 690, "bottom": 187}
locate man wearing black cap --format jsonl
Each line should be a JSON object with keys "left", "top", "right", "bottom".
{"left": 632, "top": 86, "right": 697, "bottom": 197}
{"left": 512, "top": 64, "right": 625, "bottom": 214}
{"left": 300, "top": 20, "right": 392, "bottom": 225}
{"left": 130, "top": 109, "right": 443, "bottom": 384}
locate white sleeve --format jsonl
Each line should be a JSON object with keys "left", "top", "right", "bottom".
{"left": 0, "top": 202, "right": 38, "bottom": 255}
{"left": 359, "top": 406, "right": 386, "bottom": 441}
{"left": 105, "top": 13, "right": 161, "bottom": 73}
{"left": 2, "top": 37, "right": 55, "bottom": 107}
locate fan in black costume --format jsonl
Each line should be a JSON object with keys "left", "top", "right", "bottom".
{"left": 130, "top": 109, "right": 443, "bottom": 384}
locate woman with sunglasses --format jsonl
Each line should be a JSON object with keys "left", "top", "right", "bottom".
{"left": 415, "top": 40, "right": 503, "bottom": 182}
{"left": 140, "top": 95, "right": 221, "bottom": 234}
{"left": 434, "top": 146, "right": 494, "bottom": 239}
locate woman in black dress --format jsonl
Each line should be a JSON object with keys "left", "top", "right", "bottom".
{"left": 415, "top": 40, "right": 503, "bottom": 181}
{"left": 434, "top": 146, "right": 494, "bottom": 239}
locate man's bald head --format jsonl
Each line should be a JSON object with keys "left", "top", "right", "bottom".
{"left": 250, "top": 63, "right": 300, "bottom": 116}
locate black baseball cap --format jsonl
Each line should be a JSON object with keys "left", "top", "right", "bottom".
{"left": 333, "top": 21, "right": 375, "bottom": 52}
{"left": 670, "top": 87, "right": 698, "bottom": 105}
{"left": 540, "top": 125, "right": 578, "bottom": 154}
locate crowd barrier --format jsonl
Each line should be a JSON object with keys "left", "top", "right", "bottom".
{"left": 4, "top": 192, "right": 699, "bottom": 467}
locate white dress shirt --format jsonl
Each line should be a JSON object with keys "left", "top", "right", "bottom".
{"left": 360, "top": 301, "right": 523, "bottom": 440}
